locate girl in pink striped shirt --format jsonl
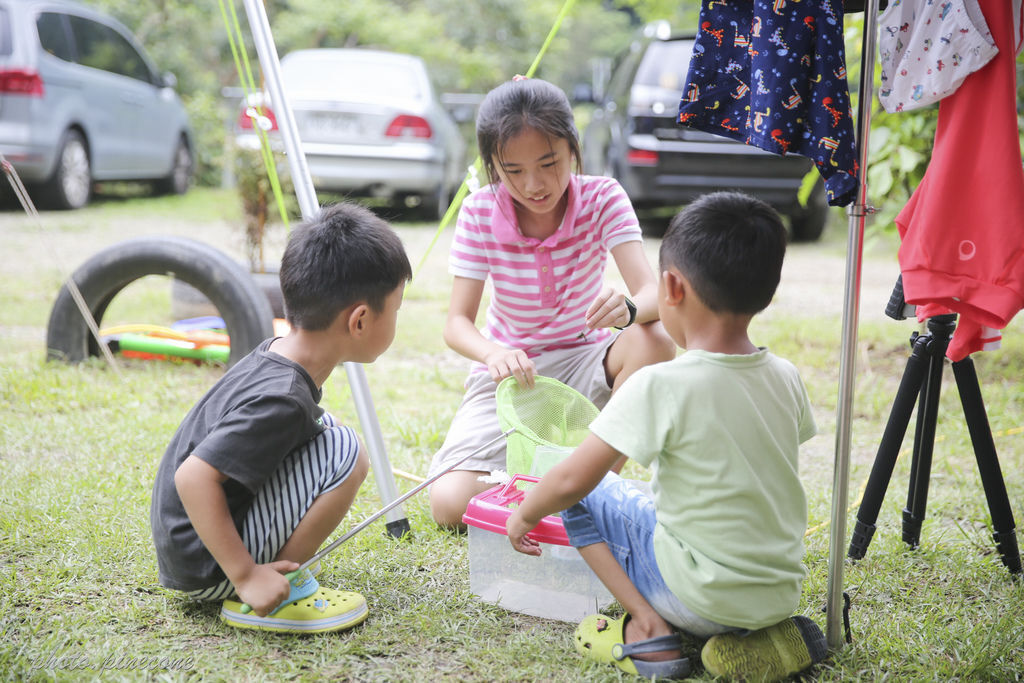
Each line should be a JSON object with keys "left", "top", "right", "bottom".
{"left": 427, "top": 78, "right": 675, "bottom": 527}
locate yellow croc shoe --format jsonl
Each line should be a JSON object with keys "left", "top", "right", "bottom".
{"left": 221, "top": 587, "right": 368, "bottom": 634}
{"left": 574, "top": 613, "right": 690, "bottom": 680}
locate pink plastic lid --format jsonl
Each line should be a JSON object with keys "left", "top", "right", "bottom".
{"left": 462, "top": 474, "right": 570, "bottom": 546}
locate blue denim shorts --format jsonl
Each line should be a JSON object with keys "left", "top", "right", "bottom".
{"left": 561, "top": 472, "right": 735, "bottom": 638}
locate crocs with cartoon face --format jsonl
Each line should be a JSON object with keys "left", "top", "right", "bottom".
{"left": 574, "top": 613, "right": 690, "bottom": 679}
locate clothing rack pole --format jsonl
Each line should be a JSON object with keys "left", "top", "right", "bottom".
{"left": 240, "top": 0, "right": 410, "bottom": 537}
{"left": 826, "top": 0, "right": 881, "bottom": 650}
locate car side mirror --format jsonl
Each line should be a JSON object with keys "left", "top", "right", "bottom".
{"left": 160, "top": 72, "right": 178, "bottom": 89}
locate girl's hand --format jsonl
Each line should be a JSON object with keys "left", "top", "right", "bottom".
{"left": 586, "top": 286, "right": 632, "bottom": 330}
{"left": 483, "top": 348, "right": 536, "bottom": 387}
{"left": 234, "top": 560, "right": 299, "bottom": 617}
{"left": 507, "top": 509, "right": 542, "bottom": 556}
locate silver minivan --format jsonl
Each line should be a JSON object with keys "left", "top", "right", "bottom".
{"left": 0, "top": 0, "right": 192, "bottom": 209}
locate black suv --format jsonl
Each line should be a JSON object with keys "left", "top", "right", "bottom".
{"left": 582, "top": 30, "right": 829, "bottom": 240}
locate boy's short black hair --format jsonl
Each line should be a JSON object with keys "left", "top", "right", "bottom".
{"left": 659, "top": 191, "right": 787, "bottom": 315}
{"left": 280, "top": 202, "right": 412, "bottom": 330}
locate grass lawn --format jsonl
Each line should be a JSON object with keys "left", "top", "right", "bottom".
{"left": 1, "top": 188, "right": 1022, "bottom": 681}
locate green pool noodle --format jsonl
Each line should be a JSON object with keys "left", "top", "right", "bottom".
{"left": 117, "top": 332, "right": 230, "bottom": 363}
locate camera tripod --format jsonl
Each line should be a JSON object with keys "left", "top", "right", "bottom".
{"left": 847, "top": 279, "right": 1021, "bottom": 574}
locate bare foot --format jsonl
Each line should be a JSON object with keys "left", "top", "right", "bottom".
{"left": 623, "top": 614, "right": 682, "bottom": 663}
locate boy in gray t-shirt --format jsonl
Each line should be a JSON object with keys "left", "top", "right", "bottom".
{"left": 507, "top": 192, "right": 827, "bottom": 681}
{"left": 151, "top": 203, "right": 410, "bottom": 633}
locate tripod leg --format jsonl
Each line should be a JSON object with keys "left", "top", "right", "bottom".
{"left": 902, "top": 352, "right": 944, "bottom": 549}
{"left": 952, "top": 358, "right": 1022, "bottom": 574}
{"left": 849, "top": 334, "right": 931, "bottom": 560}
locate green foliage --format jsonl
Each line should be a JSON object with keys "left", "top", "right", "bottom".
{"left": 268, "top": 0, "right": 638, "bottom": 93}
{"left": 865, "top": 106, "right": 937, "bottom": 231}
{"left": 619, "top": 0, "right": 702, "bottom": 30}
{"left": 797, "top": 169, "right": 820, "bottom": 207}
{"left": 184, "top": 89, "right": 229, "bottom": 188}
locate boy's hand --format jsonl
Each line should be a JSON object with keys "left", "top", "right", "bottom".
{"left": 483, "top": 348, "right": 535, "bottom": 388}
{"left": 506, "top": 509, "right": 542, "bottom": 556}
{"left": 234, "top": 560, "right": 300, "bottom": 617}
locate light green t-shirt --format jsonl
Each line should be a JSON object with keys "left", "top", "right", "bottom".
{"left": 589, "top": 348, "right": 817, "bottom": 630}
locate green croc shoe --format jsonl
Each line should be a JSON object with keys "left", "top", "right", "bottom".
{"left": 701, "top": 615, "right": 828, "bottom": 682}
{"left": 221, "top": 587, "right": 368, "bottom": 634}
{"left": 574, "top": 613, "right": 691, "bottom": 680}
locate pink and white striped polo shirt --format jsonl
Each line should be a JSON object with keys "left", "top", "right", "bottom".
{"left": 449, "top": 174, "right": 642, "bottom": 355}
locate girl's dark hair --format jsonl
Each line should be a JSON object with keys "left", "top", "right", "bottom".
{"left": 475, "top": 78, "right": 582, "bottom": 186}
{"left": 659, "top": 191, "right": 787, "bottom": 315}
{"left": 279, "top": 203, "right": 412, "bottom": 330}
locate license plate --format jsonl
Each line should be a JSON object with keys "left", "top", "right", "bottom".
{"left": 302, "top": 112, "right": 360, "bottom": 139}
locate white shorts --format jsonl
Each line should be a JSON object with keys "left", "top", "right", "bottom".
{"left": 426, "top": 336, "right": 619, "bottom": 478}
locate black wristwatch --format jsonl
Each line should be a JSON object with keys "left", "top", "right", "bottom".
{"left": 615, "top": 296, "right": 637, "bottom": 330}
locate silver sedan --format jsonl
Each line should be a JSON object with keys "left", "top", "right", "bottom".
{"left": 235, "top": 48, "right": 466, "bottom": 220}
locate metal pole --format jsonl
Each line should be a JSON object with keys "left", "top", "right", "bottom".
{"left": 240, "top": 0, "right": 316, "bottom": 217}
{"left": 240, "top": 0, "right": 409, "bottom": 536}
{"left": 827, "top": 0, "right": 880, "bottom": 649}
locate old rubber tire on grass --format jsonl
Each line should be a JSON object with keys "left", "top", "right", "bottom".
{"left": 46, "top": 236, "right": 274, "bottom": 367}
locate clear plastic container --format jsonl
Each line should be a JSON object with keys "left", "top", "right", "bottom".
{"left": 462, "top": 475, "right": 614, "bottom": 622}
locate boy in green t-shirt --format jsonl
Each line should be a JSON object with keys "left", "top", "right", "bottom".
{"left": 507, "top": 191, "right": 826, "bottom": 681}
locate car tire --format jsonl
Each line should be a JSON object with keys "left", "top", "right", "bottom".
{"left": 0, "top": 181, "right": 17, "bottom": 209}
{"left": 601, "top": 146, "right": 622, "bottom": 184}
{"left": 787, "top": 181, "right": 829, "bottom": 242}
{"left": 42, "top": 129, "right": 92, "bottom": 210}
{"left": 153, "top": 137, "right": 192, "bottom": 196}
{"left": 418, "top": 182, "right": 453, "bottom": 222}
{"left": 46, "top": 236, "right": 275, "bottom": 368}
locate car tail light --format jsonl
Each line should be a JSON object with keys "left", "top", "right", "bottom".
{"left": 238, "top": 105, "right": 278, "bottom": 132}
{"left": 627, "top": 148, "right": 658, "bottom": 167}
{"left": 385, "top": 114, "right": 432, "bottom": 139}
{"left": 0, "top": 69, "right": 44, "bottom": 96}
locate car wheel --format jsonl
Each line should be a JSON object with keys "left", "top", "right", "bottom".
{"left": 154, "top": 137, "right": 192, "bottom": 196}
{"left": 46, "top": 235, "right": 274, "bottom": 368}
{"left": 787, "top": 181, "right": 829, "bottom": 242}
{"left": 43, "top": 129, "right": 92, "bottom": 210}
{"left": 418, "top": 183, "right": 453, "bottom": 222}
{"left": 601, "top": 147, "right": 622, "bottom": 181}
